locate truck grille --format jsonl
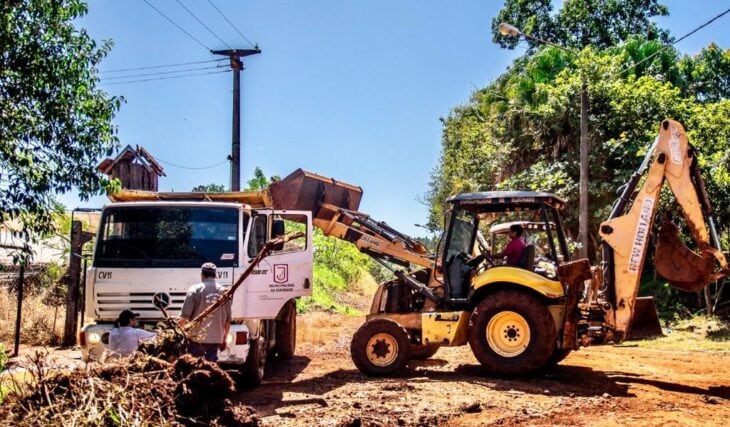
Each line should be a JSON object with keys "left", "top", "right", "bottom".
{"left": 96, "top": 291, "right": 187, "bottom": 316}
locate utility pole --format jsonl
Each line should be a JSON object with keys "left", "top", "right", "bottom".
{"left": 212, "top": 47, "right": 261, "bottom": 191}
{"left": 578, "top": 76, "right": 589, "bottom": 259}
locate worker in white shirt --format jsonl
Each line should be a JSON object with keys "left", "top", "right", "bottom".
{"left": 107, "top": 309, "right": 157, "bottom": 357}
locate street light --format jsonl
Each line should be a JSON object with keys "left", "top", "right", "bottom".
{"left": 498, "top": 22, "right": 590, "bottom": 260}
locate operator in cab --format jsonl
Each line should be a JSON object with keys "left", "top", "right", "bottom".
{"left": 492, "top": 224, "right": 526, "bottom": 267}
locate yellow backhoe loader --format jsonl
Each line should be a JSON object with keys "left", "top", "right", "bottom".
{"left": 113, "top": 119, "right": 728, "bottom": 377}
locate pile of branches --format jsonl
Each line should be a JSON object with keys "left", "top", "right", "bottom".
{"left": 0, "top": 351, "right": 258, "bottom": 426}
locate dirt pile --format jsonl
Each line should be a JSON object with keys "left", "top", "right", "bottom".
{"left": 0, "top": 351, "right": 258, "bottom": 426}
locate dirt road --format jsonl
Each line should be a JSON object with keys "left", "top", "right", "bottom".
{"left": 239, "top": 313, "right": 730, "bottom": 426}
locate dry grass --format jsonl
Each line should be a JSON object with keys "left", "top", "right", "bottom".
{"left": 332, "top": 273, "right": 380, "bottom": 314}
{"left": 0, "top": 286, "right": 65, "bottom": 347}
{"left": 297, "top": 312, "right": 363, "bottom": 346}
{"left": 630, "top": 315, "right": 730, "bottom": 352}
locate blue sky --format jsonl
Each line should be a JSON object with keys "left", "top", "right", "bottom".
{"left": 61, "top": 1, "right": 730, "bottom": 237}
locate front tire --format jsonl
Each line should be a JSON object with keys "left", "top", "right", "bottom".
{"left": 351, "top": 319, "right": 411, "bottom": 376}
{"left": 275, "top": 301, "right": 297, "bottom": 360}
{"left": 240, "top": 331, "right": 268, "bottom": 387}
{"left": 468, "top": 289, "right": 556, "bottom": 376}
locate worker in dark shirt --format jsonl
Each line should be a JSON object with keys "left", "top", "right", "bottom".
{"left": 492, "top": 224, "right": 526, "bottom": 267}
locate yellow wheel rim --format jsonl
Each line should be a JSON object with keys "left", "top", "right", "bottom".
{"left": 486, "top": 311, "right": 531, "bottom": 357}
{"left": 366, "top": 333, "right": 399, "bottom": 367}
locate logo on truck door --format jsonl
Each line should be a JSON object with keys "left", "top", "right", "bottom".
{"left": 274, "top": 264, "right": 289, "bottom": 283}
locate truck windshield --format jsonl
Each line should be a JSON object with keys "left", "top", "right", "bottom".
{"left": 94, "top": 206, "right": 242, "bottom": 268}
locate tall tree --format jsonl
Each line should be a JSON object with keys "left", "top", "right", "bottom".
{"left": 1, "top": 0, "right": 121, "bottom": 239}
{"left": 492, "top": 0, "right": 670, "bottom": 51}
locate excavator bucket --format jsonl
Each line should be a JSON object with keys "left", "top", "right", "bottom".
{"left": 268, "top": 169, "right": 363, "bottom": 220}
{"left": 655, "top": 220, "right": 715, "bottom": 292}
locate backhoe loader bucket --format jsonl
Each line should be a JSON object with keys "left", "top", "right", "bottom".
{"left": 655, "top": 220, "right": 715, "bottom": 292}
{"left": 268, "top": 169, "right": 363, "bottom": 220}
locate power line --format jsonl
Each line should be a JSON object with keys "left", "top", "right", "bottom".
{"left": 101, "top": 59, "right": 224, "bottom": 74}
{"left": 206, "top": 0, "right": 257, "bottom": 48}
{"left": 142, "top": 0, "right": 210, "bottom": 51}
{"left": 174, "top": 0, "right": 232, "bottom": 49}
{"left": 101, "top": 65, "right": 224, "bottom": 81}
{"left": 156, "top": 157, "right": 229, "bottom": 170}
{"left": 614, "top": 7, "right": 730, "bottom": 78}
{"left": 103, "top": 69, "right": 230, "bottom": 86}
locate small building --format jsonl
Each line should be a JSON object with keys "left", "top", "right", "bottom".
{"left": 97, "top": 145, "right": 166, "bottom": 191}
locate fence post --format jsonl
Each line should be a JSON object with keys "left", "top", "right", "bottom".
{"left": 13, "top": 261, "right": 26, "bottom": 357}
{"left": 63, "top": 221, "right": 84, "bottom": 346}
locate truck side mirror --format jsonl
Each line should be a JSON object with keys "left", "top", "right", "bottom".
{"left": 272, "top": 219, "right": 285, "bottom": 251}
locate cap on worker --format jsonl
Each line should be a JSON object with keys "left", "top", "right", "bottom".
{"left": 201, "top": 262, "right": 217, "bottom": 276}
{"left": 117, "top": 309, "right": 140, "bottom": 326}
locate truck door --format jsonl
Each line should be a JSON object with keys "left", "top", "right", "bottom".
{"left": 232, "top": 211, "right": 313, "bottom": 319}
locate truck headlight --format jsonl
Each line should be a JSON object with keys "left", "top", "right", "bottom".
{"left": 226, "top": 332, "right": 234, "bottom": 345}
{"left": 87, "top": 332, "right": 102, "bottom": 345}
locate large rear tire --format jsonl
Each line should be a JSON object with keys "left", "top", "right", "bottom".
{"left": 468, "top": 289, "right": 556, "bottom": 376}
{"left": 240, "top": 330, "right": 268, "bottom": 387}
{"left": 275, "top": 301, "right": 297, "bottom": 360}
{"left": 351, "top": 319, "right": 411, "bottom": 376}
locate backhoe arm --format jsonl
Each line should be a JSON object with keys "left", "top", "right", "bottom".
{"left": 599, "top": 119, "right": 729, "bottom": 339}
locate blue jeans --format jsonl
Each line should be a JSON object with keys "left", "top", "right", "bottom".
{"left": 188, "top": 341, "right": 219, "bottom": 362}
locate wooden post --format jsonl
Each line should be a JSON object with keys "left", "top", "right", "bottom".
{"left": 63, "top": 221, "right": 85, "bottom": 346}
{"left": 13, "top": 261, "right": 25, "bottom": 357}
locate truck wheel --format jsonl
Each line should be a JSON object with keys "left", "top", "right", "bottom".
{"left": 351, "top": 319, "right": 411, "bottom": 376}
{"left": 410, "top": 343, "right": 440, "bottom": 360}
{"left": 240, "top": 332, "right": 268, "bottom": 387}
{"left": 468, "top": 289, "right": 556, "bottom": 376}
{"left": 275, "top": 301, "right": 297, "bottom": 360}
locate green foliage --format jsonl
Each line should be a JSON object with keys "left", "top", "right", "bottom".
{"left": 191, "top": 183, "right": 226, "bottom": 192}
{"left": 245, "top": 167, "right": 269, "bottom": 191}
{"left": 492, "top": 0, "right": 669, "bottom": 52}
{"left": 313, "top": 229, "right": 373, "bottom": 284}
{"left": 0, "top": 0, "right": 122, "bottom": 240}
{"left": 0, "top": 343, "right": 7, "bottom": 373}
{"left": 639, "top": 277, "right": 693, "bottom": 320}
{"left": 428, "top": 38, "right": 730, "bottom": 252}
{"left": 298, "top": 229, "right": 374, "bottom": 315}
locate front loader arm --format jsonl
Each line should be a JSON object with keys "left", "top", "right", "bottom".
{"left": 313, "top": 203, "right": 433, "bottom": 269}
{"left": 598, "top": 119, "right": 729, "bottom": 340}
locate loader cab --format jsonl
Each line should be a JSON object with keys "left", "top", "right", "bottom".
{"left": 439, "top": 191, "right": 570, "bottom": 301}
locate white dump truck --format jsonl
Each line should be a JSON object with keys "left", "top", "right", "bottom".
{"left": 80, "top": 169, "right": 362, "bottom": 385}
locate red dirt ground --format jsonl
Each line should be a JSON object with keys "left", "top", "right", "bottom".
{"left": 239, "top": 313, "right": 730, "bottom": 426}
{"left": 7, "top": 313, "right": 729, "bottom": 426}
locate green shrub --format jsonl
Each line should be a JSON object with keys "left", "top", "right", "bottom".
{"left": 0, "top": 343, "right": 7, "bottom": 372}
